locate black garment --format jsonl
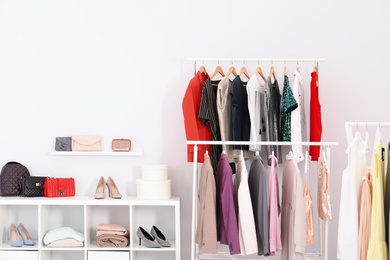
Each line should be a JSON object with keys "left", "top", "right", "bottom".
{"left": 198, "top": 79, "right": 222, "bottom": 173}
{"left": 230, "top": 76, "right": 250, "bottom": 150}
{"left": 266, "top": 77, "right": 282, "bottom": 164}
{"left": 248, "top": 155, "right": 270, "bottom": 256}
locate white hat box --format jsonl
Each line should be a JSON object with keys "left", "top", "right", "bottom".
{"left": 141, "top": 164, "right": 168, "bottom": 181}
{"left": 136, "top": 179, "right": 172, "bottom": 200}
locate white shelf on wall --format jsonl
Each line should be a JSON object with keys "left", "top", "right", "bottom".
{"left": 50, "top": 151, "right": 143, "bottom": 156}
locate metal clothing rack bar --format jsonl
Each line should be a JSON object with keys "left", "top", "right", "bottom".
{"left": 345, "top": 121, "right": 390, "bottom": 144}
{"left": 189, "top": 140, "right": 338, "bottom": 260}
{"left": 187, "top": 141, "right": 338, "bottom": 146}
{"left": 187, "top": 57, "right": 326, "bottom": 79}
{"left": 345, "top": 121, "right": 390, "bottom": 127}
{"left": 186, "top": 58, "right": 326, "bottom": 63}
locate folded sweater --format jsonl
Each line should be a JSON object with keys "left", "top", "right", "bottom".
{"left": 47, "top": 238, "right": 84, "bottom": 248}
{"left": 96, "top": 224, "right": 129, "bottom": 237}
{"left": 43, "top": 227, "right": 84, "bottom": 245}
{"left": 97, "top": 234, "right": 129, "bottom": 247}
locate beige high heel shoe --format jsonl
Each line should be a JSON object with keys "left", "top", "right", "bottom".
{"left": 106, "top": 176, "right": 122, "bottom": 199}
{"left": 94, "top": 176, "right": 105, "bottom": 199}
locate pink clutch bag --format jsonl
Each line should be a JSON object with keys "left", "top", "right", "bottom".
{"left": 111, "top": 139, "right": 131, "bottom": 152}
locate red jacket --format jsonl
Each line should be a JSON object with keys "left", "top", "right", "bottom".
{"left": 182, "top": 71, "right": 211, "bottom": 162}
{"left": 309, "top": 71, "right": 322, "bottom": 160}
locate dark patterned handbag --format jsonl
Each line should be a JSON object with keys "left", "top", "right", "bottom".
{"left": 55, "top": 137, "right": 72, "bottom": 151}
{"left": 21, "top": 176, "right": 48, "bottom": 197}
{"left": 0, "top": 162, "right": 30, "bottom": 196}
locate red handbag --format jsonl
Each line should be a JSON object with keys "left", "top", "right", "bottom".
{"left": 44, "top": 178, "right": 75, "bottom": 197}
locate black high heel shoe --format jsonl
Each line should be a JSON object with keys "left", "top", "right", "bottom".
{"left": 151, "top": 225, "right": 171, "bottom": 247}
{"left": 136, "top": 227, "right": 161, "bottom": 248}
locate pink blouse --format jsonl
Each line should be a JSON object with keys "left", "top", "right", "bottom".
{"left": 269, "top": 155, "right": 282, "bottom": 255}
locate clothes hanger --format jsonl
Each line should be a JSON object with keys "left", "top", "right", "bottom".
{"left": 284, "top": 65, "right": 287, "bottom": 76}
{"left": 239, "top": 65, "right": 250, "bottom": 80}
{"left": 322, "top": 151, "right": 327, "bottom": 164}
{"left": 199, "top": 65, "right": 207, "bottom": 74}
{"left": 226, "top": 66, "right": 237, "bottom": 77}
{"left": 304, "top": 150, "right": 310, "bottom": 186}
{"left": 365, "top": 122, "right": 371, "bottom": 152}
{"left": 221, "top": 141, "right": 226, "bottom": 154}
{"left": 270, "top": 66, "right": 277, "bottom": 81}
{"left": 255, "top": 65, "right": 267, "bottom": 82}
{"left": 210, "top": 64, "right": 225, "bottom": 79}
{"left": 296, "top": 60, "right": 301, "bottom": 73}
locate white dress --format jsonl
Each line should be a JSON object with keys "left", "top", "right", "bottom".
{"left": 246, "top": 74, "right": 263, "bottom": 151}
{"left": 337, "top": 132, "right": 367, "bottom": 259}
{"left": 281, "top": 153, "right": 305, "bottom": 260}
{"left": 291, "top": 71, "right": 305, "bottom": 162}
{"left": 234, "top": 152, "right": 258, "bottom": 255}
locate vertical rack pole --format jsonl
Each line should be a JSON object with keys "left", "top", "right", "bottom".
{"left": 319, "top": 196, "right": 323, "bottom": 257}
{"left": 193, "top": 60, "right": 197, "bottom": 76}
{"left": 324, "top": 146, "right": 331, "bottom": 260}
{"left": 191, "top": 144, "right": 198, "bottom": 260}
{"left": 191, "top": 60, "right": 198, "bottom": 260}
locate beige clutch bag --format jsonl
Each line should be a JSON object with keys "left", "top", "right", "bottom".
{"left": 72, "top": 136, "right": 102, "bottom": 151}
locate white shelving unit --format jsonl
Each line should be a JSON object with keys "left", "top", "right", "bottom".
{"left": 0, "top": 196, "right": 180, "bottom": 260}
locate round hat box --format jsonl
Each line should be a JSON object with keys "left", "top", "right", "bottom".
{"left": 136, "top": 179, "right": 171, "bottom": 200}
{"left": 141, "top": 164, "right": 168, "bottom": 181}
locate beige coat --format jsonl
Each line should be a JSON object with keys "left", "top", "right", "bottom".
{"left": 195, "top": 154, "right": 217, "bottom": 253}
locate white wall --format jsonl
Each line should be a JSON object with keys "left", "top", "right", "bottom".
{"left": 1, "top": 0, "right": 390, "bottom": 259}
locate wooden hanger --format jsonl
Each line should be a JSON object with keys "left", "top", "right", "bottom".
{"left": 270, "top": 66, "right": 276, "bottom": 81}
{"left": 255, "top": 66, "right": 267, "bottom": 82}
{"left": 199, "top": 66, "right": 207, "bottom": 74}
{"left": 239, "top": 66, "right": 250, "bottom": 80}
{"left": 284, "top": 65, "right": 287, "bottom": 76}
{"left": 210, "top": 65, "right": 225, "bottom": 79}
{"left": 226, "top": 66, "right": 237, "bottom": 77}
{"left": 313, "top": 66, "right": 317, "bottom": 72}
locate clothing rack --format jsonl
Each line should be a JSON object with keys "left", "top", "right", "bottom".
{"left": 186, "top": 57, "right": 331, "bottom": 259}
{"left": 187, "top": 140, "right": 339, "bottom": 260}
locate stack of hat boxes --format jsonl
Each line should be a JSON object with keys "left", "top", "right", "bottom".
{"left": 136, "top": 164, "right": 171, "bottom": 200}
